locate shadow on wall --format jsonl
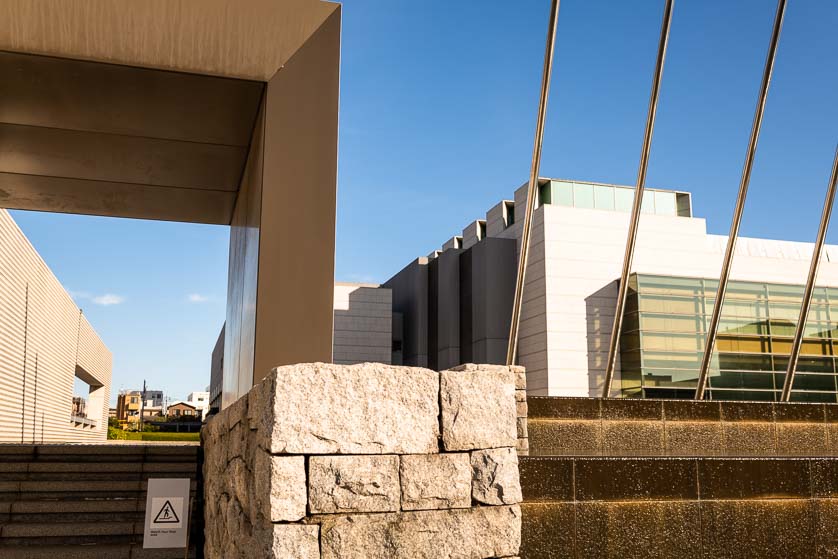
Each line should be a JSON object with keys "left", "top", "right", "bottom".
{"left": 333, "top": 285, "right": 394, "bottom": 366}
{"left": 585, "top": 280, "right": 619, "bottom": 397}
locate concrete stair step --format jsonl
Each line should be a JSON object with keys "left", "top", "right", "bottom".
{"left": 0, "top": 543, "right": 197, "bottom": 558}
{"left": 0, "top": 470, "right": 197, "bottom": 482}
{"left": 4, "top": 511, "right": 145, "bottom": 524}
{"left": 0, "top": 444, "right": 199, "bottom": 464}
{"left": 6, "top": 499, "right": 141, "bottom": 514}
{"left": 0, "top": 520, "right": 140, "bottom": 539}
{"left": 0, "top": 444, "right": 201, "bottom": 554}
{"left": 0, "top": 461, "right": 198, "bottom": 473}
{"left": 0, "top": 480, "right": 198, "bottom": 493}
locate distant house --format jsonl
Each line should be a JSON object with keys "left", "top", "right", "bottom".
{"left": 186, "top": 392, "right": 210, "bottom": 420}
{"left": 167, "top": 401, "right": 199, "bottom": 419}
{"left": 116, "top": 391, "right": 142, "bottom": 425}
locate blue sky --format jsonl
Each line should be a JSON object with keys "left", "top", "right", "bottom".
{"left": 10, "top": 0, "right": 838, "bottom": 403}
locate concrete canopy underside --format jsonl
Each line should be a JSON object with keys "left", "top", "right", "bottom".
{"left": 0, "top": 0, "right": 341, "bottom": 407}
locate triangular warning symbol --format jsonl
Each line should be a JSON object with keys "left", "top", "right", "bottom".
{"left": 153, "top": 500, "right": 180, "bottom": 524}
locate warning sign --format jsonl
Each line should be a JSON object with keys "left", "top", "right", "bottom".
{"left": 143, "top": 479, "right": 190, "bottom": 549}
{"left": 151, "top": 498, "right": 182, "bottom": 526}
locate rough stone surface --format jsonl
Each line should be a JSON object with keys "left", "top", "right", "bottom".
{"left": 205, "top": 362, "right": 524, "bottom": 558}
{"left": 472, "top": 448, "right": 523, "bottom": 505}
{"left": 263, "top": 362, "right": 440, "bottom": 454}
{"left": 400, "top": 453, "right": 472, "bottom": 511}
{"left": 255, "top": 452, "right": 306, "bottom": 521}
{"left": 319, "top": 505, "right": 522, "bottom": 559}
{"left": 516, "top": 418, "right": 528, "bottom": 439}
{"left": 271, "top": 524, "right": 320, "bottom": 559}
{"left": 309, "top": 455, "right": 400, "bottom": 513}
{"left": 441, "top": 365, "right": 517, "bottom": 451}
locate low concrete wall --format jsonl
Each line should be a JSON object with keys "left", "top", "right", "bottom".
{"left": 203, "top": 362, "right": 522, "bottom": 559}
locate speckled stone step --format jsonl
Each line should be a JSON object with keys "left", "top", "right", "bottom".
{"left": 519, "top": 455, "right": 838, "bottom": 559}
{"left": 527, "top": 397, "right": 838, "bottom": 457}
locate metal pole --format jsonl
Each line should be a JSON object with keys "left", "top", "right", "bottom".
{"left": 507, "top": 0, "right": 561, "bottom": 366}
{"left": 781, "top": 145, "right": 838, "bottom": 401}
{"left": 601, "top": 0, "right": 675, "bottom": 398}
{"left": 695, "top": 0, "right": 787, "bottom": 399}
{"left": 141, "top": 379, "right": 146, "bottom": 432}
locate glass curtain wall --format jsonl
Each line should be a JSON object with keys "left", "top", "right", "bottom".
{"left": 620, "top": 274, "right": 838, "bottom": 402}
{"left": 539, "top": 180, "right": 692, "bottom": 217}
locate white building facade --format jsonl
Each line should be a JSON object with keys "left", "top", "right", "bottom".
{"left": 386, "top": 178, "right": 838, "bottom": 403}
{"left": 0, "top": 209, "right": 112, "bottom": 442}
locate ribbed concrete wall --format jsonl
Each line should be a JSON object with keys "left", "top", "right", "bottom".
{"left": 0, "top": 209, "right": 111, "bottom": 442}
{"left": 333, "top": 283, "right": 392, "bottom": 365}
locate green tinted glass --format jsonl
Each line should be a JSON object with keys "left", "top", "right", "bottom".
{"left": 573, "top": 183, "right": 594, "bottom": 209}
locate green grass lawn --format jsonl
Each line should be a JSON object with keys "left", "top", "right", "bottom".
{"left": 108, "top": 428, "right": 200, "bottom": 442}
{"left": 139, "top": 432, "right": 200, "bottom": 442}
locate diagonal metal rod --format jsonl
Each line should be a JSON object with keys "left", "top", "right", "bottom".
{"left": 695, "top": 0, "right": 787, "bottom": 400}
{"left": 507, "top": 0, "right": 561, "bottom": 366}
{"left": 601, "top": 0, "right": 675, "bottom": 398}
{"left": 781, "top": 145, "right": 838, "bottom": 402}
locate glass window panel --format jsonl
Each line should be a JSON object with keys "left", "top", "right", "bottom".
{"left": 805, "top": 321, "right": 834, "bottom": 338}
{"left": 642, "top": 350, "right": 703, "bottom": 369}
{"left": 719, "top": 318, "right": 769, "bottom": 336}
{"left": 675, "top": 193, "right": 692, "bottom": 217}
{"left": 641, "top": 368, "right": 699, "bottom": 388}
{"left": 625, "top": 295, "right": 639, "bottom": 315}
{"left": 710, "top": 389, "right": 777, "bottom": 402}
{"left": 773, "top": 356, "right": 834, "bottom": 373}
{"left": 621, "top": 334, "right": 642, "bottom": 352}
{"left": 538, "top": 181, "right": 552, "bottom": 205}
{"left": 708, "top": 370, "right": 775, "bottom": 390}
{"left": 620, "top": 350, "right": 642, "bottom": 371}
{"left": 626, "top": 273, "right": 838, "bottom": 400}
{"left": 717, "top": 353, "right": 773, "bottom": 372}
{"left": 593, "top": 185, "right": 615, "bottom": 210}
{"left": 726, "top": 281, "right": 767, "bottom": 300}
{"left": 654, "top": 191, "right": 677, "bottom": 216}
{"left": 553, "top": 181, "right": 573, "bottom": 206}
{"left": 573, "top": 183, "right": 594, "bottom": 209}
{"left": 801, "top": 338, "right": 833, "bottom": 357}
{"left": 720, "top": 300, "right": 767, "bottom": 320}
{"left": 769, "top": 320, "right": 796, "bottom": 337}
{"left": 638, "top": 294, "right": 704, "bottom": 315}
{"left": 767, "top": 283, "right": 805, "bottom": 302}
{"left": 639, "top": 313, "right": 704, "bottom": 333}
{"left": 716, "top": 335, "right": 771, "bottom": 354}
{"left": 636, "top": 275, "right": 704, "bottom": 297}
{"left": 768, "top": 338, "right": 831, "bottom": 357}
{"left": 641, "top": 189, "right": 655, "bottom": 214}
{"left": 615, "top": 187, "right": 633, "bottom": 212}
{"left": 777, "top": 372, "right": 837, "bottom": 392}
{"left": 768, "top": 302, "right": 802, "bottom": 322}
{"left": 621, "top": 311, "right": 640, "bottom": 334}
{"left": 641, "top": 332, "right": 705, "bottom": 352}
{"left": 789, "top": 391, "right": 837, "bottom": 403}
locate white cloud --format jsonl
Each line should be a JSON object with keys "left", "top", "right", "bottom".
{"left": 187, "top": 293, "right": 209, "bottom": 303}
{"left": 92, "top": 294, "right": 125, "bottom": 306}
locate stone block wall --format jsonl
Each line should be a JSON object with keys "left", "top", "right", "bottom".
{"left": 203, "top": 362, "right": 522, "bottom": 559}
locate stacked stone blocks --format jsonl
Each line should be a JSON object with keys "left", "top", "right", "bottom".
{"left": 203, "top": 362, "right": 523, "bottom": 558}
